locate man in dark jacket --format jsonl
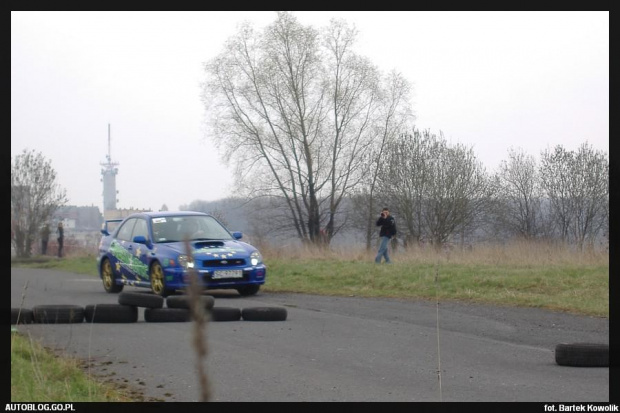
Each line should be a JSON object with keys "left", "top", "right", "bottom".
{"left": 375, "top": 207, "right": 396, "bottom": 263}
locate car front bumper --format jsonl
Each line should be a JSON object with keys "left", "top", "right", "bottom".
{"left": 163, "top": 264, "right": 266, "bottom": 290}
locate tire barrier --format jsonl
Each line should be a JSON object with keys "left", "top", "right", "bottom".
{"left": 11, "top": 308, "right": 34, "bottom": 324}
{"left": 209, "top": 307, "right": 242, "bottom": 322}
{"left": 555, "top": 343, "right": 609, "bottom": 367}
{"left": 144, "top": 308, "right": 191, "bottom": 322}
{"left": 166, "top": 295, "right": 215, "bottom": 311}
{"left": 13, "top": 303, "right": 287, "bottom": 324}
{"left": 241, "top": 307, "right": 287, "bottom": 321}
{"left": 118, "top": 292, "right": 164, "bottom": 309}
{"left": 32, "top": 305, "right": 85, "bottom": 324}
{"left": 84, "top": 304, "right": 138, "bottom": 323}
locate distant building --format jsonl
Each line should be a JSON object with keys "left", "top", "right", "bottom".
{"left": 47, "top": 205, "right": 104, "bottom": 255}
{"left": 103, "top": 207, "right": 151, "bottom": 221}
{"left": 54, "top": 205, "right": 103, "bottom": 230}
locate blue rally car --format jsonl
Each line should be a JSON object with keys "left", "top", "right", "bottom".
{"left": 97, "top": 211, "right": 266, "bottom": 297}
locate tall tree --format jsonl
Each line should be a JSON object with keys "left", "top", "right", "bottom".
{"left": 422, "top": 139, "right": 491, "bottom": 248}
{"left": 376, "top": 128, "right": 434, "bottom": 247}
{"left": 11, "top": 149, "right": 67, "bottom": 258}
{"left": 358, "top": 72, "right": 413, "bottom": 250}
{"left": 539, "top": 143, "right": 608, "bottom": 249}
{"left": 492, "top": 147, "right": 545, "bottom": 239}
{"left": 378, "top": 130, "right": 491, "bottom": 248}
{"left": 202, "top": 12, "right": 413, "bottom": 245}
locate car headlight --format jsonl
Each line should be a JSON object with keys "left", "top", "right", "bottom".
{"left": 250, "top": 251, "right": 263, "bottom": 266}
{"left": 178, "top": 254, "right": 195, "bottom": 269}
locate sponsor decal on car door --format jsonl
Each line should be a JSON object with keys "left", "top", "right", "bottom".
{"left": 128, "top": 218, "right": 150, "bottom": 281}
{"left": 112, "top": 219, "right": 136, "bottom": 281}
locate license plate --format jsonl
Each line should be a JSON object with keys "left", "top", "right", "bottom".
{"left": 212, "top": 270, "right": 243, "bottom": 279}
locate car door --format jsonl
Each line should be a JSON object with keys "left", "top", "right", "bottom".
{"left": 127, "top": 217, "right": 151, "bottom": 282}
{"left": 113, "top": 218, "right": 138, "bottom": 281}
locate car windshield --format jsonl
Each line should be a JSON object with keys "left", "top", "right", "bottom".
{"left": 151, "top": 215, "right": 233, "bottom": 243}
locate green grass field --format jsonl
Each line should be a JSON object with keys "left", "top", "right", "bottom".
{"left": 10, "top": 241, "right": 609, "bottom": 401}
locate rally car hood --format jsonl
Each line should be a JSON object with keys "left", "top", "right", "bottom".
{"left": 157, "top": 239, "right": 255, "bottom": 258}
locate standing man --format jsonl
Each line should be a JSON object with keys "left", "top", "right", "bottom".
{"left": 375, "top": 207, "right": 397, "bottom": 264}
{"left": 57, "top": 221, "right": 64, "bottom": 258}
{"left": 40, "top": 223, "right": 50, "bottom": 255}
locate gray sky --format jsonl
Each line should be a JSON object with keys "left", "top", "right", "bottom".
{"left": 11, "top": 11, "right": 609, "bottom": 212}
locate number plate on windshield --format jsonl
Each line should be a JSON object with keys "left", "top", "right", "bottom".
{"left": 212, "top": 270, "right": 243, "bottom": 279}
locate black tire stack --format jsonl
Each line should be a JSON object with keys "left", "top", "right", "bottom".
{"left": 11, "top": 308, "right": 34, "bottom": 325}
{"left": 84, "top": 304, "right": 138, "bottom": 323}
{"left": 11, "top": 294, "right": 288, "bottom": 324}
{"left": 32, "top": 305, "right": 85, "bottom": 324}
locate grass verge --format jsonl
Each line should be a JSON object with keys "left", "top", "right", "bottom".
{"left": 10, "top": 330, "right": 135, "bottom": 402}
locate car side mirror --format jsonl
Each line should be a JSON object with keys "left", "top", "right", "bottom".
{"left": 101, "top": 229, "right": 109, "bottom": 236}
{"left": 133, "top": 235, "right": 148, "bottom": 244}
{"left": 232, "top": 231, "right": 243, "bottom": 240}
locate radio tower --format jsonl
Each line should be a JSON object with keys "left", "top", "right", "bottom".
{"left": 100, "top": 123, "right": 119, "bottom": 215}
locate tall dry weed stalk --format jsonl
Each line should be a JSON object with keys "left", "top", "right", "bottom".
{"left": 14, "top": 279, "right": 30, "bottom": 328}
{"left": 184, "top": 239, "right": 211, "bottom": 402}
{"left": 434, "top": 265, "right": 442, "bottom": 402}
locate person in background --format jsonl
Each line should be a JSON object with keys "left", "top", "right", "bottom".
{"left": 57, "top": 221, "right": 64, "bottom": 258}
{"left": 40, "top": 223, "right": 50, "bottom": 255}
{"left": 375, "top": 207, "right": 397, "bottom": 264}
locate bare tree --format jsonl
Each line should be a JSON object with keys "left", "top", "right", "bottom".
{"left": 202, "top": 12, "right": 413, "bottom": 246}
{"left": 356, "top": 72, "right": 413, "bottom": 251}
{"left": 376, "top": 128, "right": 435, "bottom": 247}
{"left": 376, "top": 129, "right": 491, "bottom": 249}
{"left": 423, "top": 135, "right": 490, "bottom": 248}
{"left": 11, "top": 149, "right": 67, "bottom": 258}
{"left": 492, "top": 147, "right": 545, "bottom": 239}
{"left": 539, "top": 143, "right": 608, "bottom": 249}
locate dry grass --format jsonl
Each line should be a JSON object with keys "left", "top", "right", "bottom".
{"left": 259, "top": 239, "right": 608, "bottom": 317}
{"left": 258, "top": 239, "right": 608, "bottom": 268}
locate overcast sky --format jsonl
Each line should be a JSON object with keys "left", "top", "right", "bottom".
{"left": 11, "top": 11, "right": 609, "bottom": 212}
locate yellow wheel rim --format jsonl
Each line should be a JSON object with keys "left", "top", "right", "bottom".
{"left": 102, "top": 260, "right": 114, "bottom": 290}
{"left": 151, "top": 263, "right": 165, "bottom": 295}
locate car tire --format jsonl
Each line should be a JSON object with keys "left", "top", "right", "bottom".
{"left": 84, "top": 304, "right": 138, "bottom": 323}
{"left": 11, "top": 308, "right": 34, "bottom": 324}
{"left": 236, "top": 285, "right": 260, "bottom": 296}
{"left": 118, "top": 292, "right": 164, "bottom": 309}
{"left": 166, "top": 295, "right": 215, "bottom": 310}
{"left": 209, "top": 307, "right": 241, "bottom": 322}
{"left": 150, "top": 261, "right": 174, "bottom": 297}
{"left": 32, "top": 305, "right": 84, "bottom": 324}
{"left": 101, "top": 258, "right": 123, "bottom": 293}
{"left": 555, "top": 343, "right": 609, "bottom": 367}
{"left": 144, "top": 308, "right": 191, "bottom": 322}
{"left": 241, "top": 307, "right": 287, "bottom": 321}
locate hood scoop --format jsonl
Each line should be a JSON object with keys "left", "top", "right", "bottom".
{"left": 194, "top": 241, "right": 225, "bottom": 248}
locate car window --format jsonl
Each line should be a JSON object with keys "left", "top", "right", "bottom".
{"left": 132, "top": 218, "right": 149, "bottom": 241}
{"left": 106, "top": 220, "right": 121, "bottom": 235}
{"left": 116, "top": 218, "right": 137, "bottom": 242}
{"left": 200, "top": 216, "right": 233, "bottom": 239}
{"left": 151, "top": 215, "right": 233, "bottom": 243}
{"left": 152, "top": 218, "right": 177, "bottom": 242}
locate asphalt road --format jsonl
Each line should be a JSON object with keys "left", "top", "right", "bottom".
{"left": 10, "top": 267, "right": 610, "bottom": 402}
